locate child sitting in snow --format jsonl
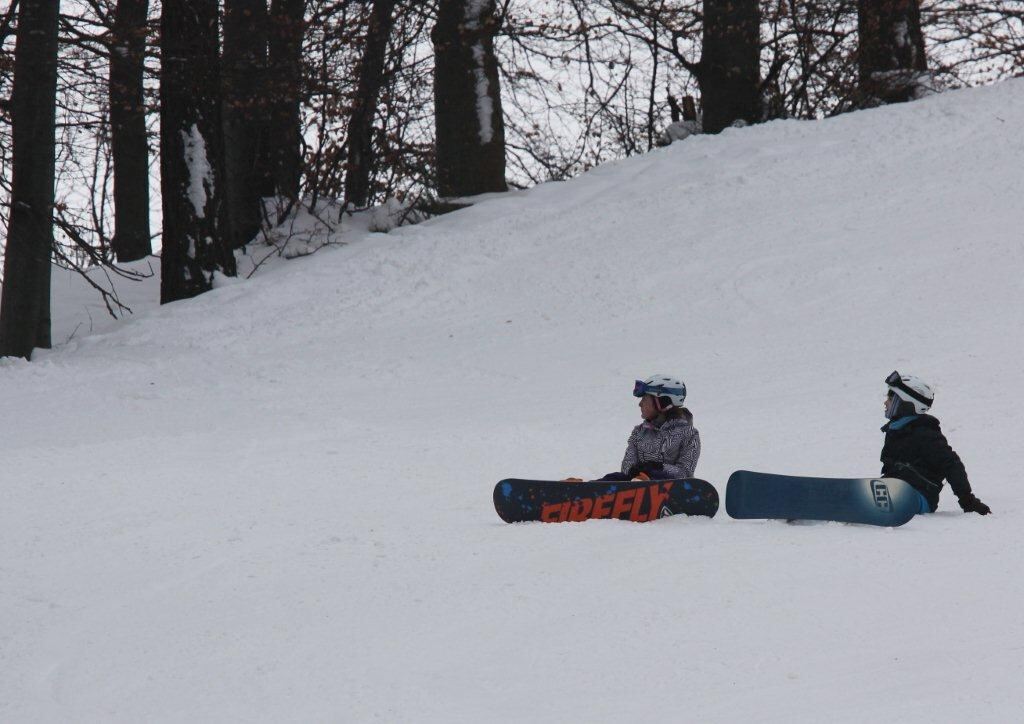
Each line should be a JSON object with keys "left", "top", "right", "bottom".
{"left": 566, "top": 374, "right": 701, "bottom": 482}
{"left": 881, "top": 371, "right": 990, "bottom": 515}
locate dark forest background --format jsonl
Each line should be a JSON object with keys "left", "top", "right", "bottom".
{"left": 0, "top": 0, "right": 1022, "bottom": 358}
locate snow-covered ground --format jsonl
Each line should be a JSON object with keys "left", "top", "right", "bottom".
{"left": 4, "top": 80, "right": 1024, "bottom": 721}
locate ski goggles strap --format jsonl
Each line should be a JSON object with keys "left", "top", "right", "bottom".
{"left": 633, "top": 380, "right": 685, "bottom": 398}
{"left": 885, "top": 370, "right": 933, "bottom": 406}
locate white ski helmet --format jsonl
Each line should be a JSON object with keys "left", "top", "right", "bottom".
{"left": 633, "top": 374, "right": 687, "bottom": 408}
{"left": 885, "top": 370, "right": 934, "bottom": 414}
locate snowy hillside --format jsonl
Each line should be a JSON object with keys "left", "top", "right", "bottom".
{"left": 4, "top": 80, "right": 1024, "bottom": 721}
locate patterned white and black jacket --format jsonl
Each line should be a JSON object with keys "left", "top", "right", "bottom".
{"left": 620, "top": 409, "right": 701, "bottom": 479}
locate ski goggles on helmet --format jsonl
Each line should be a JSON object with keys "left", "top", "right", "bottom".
{"left": 885, "top": 370, "right": 933, "bottom": 407}
{"left": 633, "top": 380, "right": 686, "bottom": 398}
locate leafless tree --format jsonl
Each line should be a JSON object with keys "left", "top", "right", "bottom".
{"left": 267, "top": 0, "right": 306, "bottom": 202}
{"left": 858, "top": 0, "right": 928, "bottom": 105}
{"left": 701, "top": 0, "right": 762, "bottom": 131}
{"left": 159, "top": 0, "right": 235, "bottom": 303}
{"left": 0, "top": 0, "right": 60, "bottom": 359}
{"left": 223, "top": 0, "right": 271, "bottom": 249}
{"left": 432, "top": 0, "right": 507, "bottom": 197}
{"left": 109, "top": 0, "right": 151, "bottom": 261}
{"left": 344, "top": 0, "right": 397, "bottom": 208}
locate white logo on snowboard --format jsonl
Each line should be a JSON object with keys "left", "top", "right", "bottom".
{"left": 871, "top": 480, "right": 892, "bottom": 511}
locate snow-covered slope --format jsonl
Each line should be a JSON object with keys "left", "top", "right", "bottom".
{"left": 4, "top": 80, "right": 1024, "bottom": 721}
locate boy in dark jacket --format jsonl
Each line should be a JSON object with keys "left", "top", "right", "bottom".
{"left": 881, "top": 371, "right": 990, "bottom": 515}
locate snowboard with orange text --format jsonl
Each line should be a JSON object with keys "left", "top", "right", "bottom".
{"left": 493, "top": 478, "right": 719, "bottom": 523}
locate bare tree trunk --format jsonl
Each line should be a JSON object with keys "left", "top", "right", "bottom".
{"left": 109, "top": 0, "right": 152, "bottom": 263}
{"left": 223, "top": 0, "right": 269, "bottom": 248}
{"left": 0, "top": 0, "right": 59, "bottom": 359}
{"left": 344, "top": 0, "right": 397, "bottom": 209}
{"left": 432, "top": 0, "right": 507, "bottom": 198}
{"left": 699, "top": 0, "right": 761, "bottom": 134}
{"left": 159, "top": 0, "right": 235, "bottom": 304}
{"left": 858, "top": 0, "right": 927, "bottom": 106}
{"left": 267, "top": 0, "right": 305, "bottom": 202}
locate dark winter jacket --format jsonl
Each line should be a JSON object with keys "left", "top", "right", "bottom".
{"left": 880, "top": 414, "right": 972, "bottom": 512}
{"left": 621, "top": 408, "right": 701, "bottom": 479}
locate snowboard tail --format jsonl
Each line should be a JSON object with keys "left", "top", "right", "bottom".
{"left": 725, "top": 470, "right": 919, "bottom": 527}
{"left": 494, "top": 478, "right": 719, "bottom": 524}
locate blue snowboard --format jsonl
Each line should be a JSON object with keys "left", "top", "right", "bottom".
{"left": 725, "top": 470, "right": 919, "bottom": 527}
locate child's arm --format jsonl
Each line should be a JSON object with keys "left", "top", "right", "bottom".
{"left": 659, "top": 425, "right": 701, "bottom": 478}
{"left": 620, "top": 427, "right": 640, "bottom": 476}
{"left": 923, "top": 427, "right": 990, "bottom": 514}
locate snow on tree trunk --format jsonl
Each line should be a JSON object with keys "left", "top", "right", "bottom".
{"left": 432, "top": 0, "right": 507, "bottom": 198}
{"left": 466, "top": 1, "right": 495, "bottom": 145}
{"left": 857, "top": 0, "right": 929, "bottom": 106}
{"left": 159, "top": 0, "right": 236, "bottom": 305}
{"left": 0, "top": 0, "right": 60, "bottom": 359}
{"left": 182, "top": 124, "right": 214, "bottom": 218}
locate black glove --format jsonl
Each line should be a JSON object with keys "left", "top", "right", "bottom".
{"left": 625, "top": 461, "right": 664, "bottom": 479}
{"left": 958, "top": 493, "right": 991, "bottom": 515}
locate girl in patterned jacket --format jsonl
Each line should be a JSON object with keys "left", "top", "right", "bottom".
{"left": 565, "top": 374, "right": 701, "bottom": 483}
{"left": 615, "top": 374, "right": 701, "bottom": 481}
